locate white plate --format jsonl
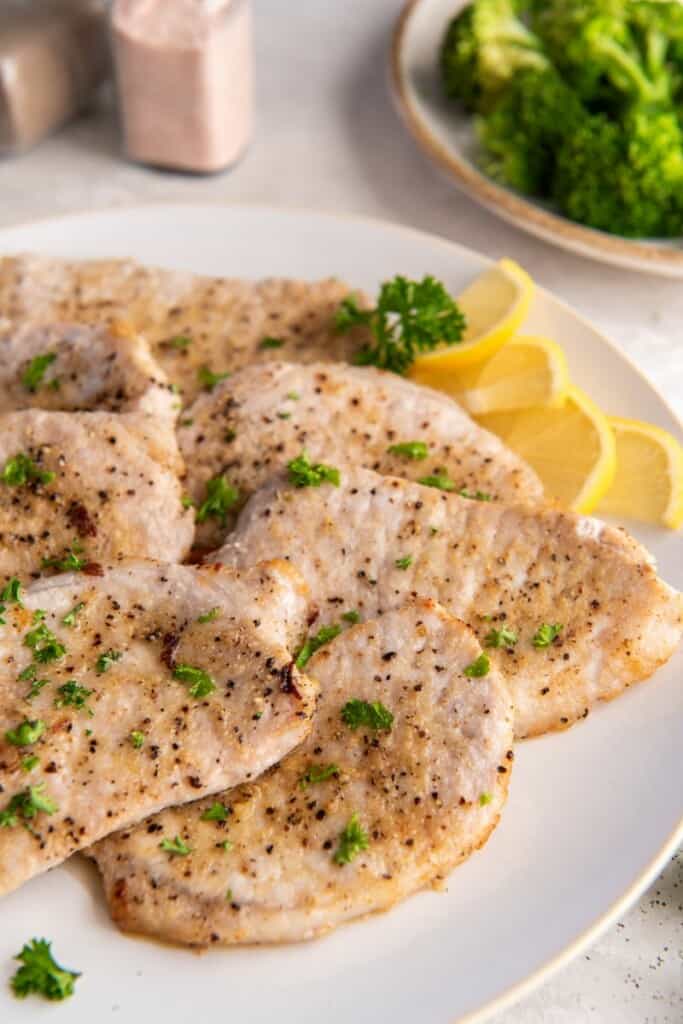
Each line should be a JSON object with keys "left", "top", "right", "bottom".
{"left": 0, "top": 205, "right": 681, "bottom": 1024}
{"left": 391, "top": 0, "right": 683, "bottom": 277}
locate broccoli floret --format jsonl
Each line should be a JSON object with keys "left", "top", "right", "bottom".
{"left": 440, "top": 0, "right": 548, "bottom": 112}
{"left": 553, "top": 105, "right": 683, "bottom": 237}
{"left": 476, "top": 68, "right": 584, "bottom": 195}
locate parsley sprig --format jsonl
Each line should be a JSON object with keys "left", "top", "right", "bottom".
{"left": 4, "top": 719, "right": 45, "bottom": 747}
{"left": 341, "top": 699, "right": 394, "bottom": 732}
{"left": 173, "top": 664, "right": 215, "bottom": 699}
{"left": 335, "top": 276, "right": 466, "bottom": 375}
{"left": 484, "top": 627, "right": 517, "bottom": 649}
{"left": 387, "top": 441, "right": 429, "bottom": 460}
{"left": 287, "top": 451, "right": 340, "bottom": 489}
{"left": 532, "top": 623, "right": 563, "bottom": 648}
{"left": 196, "top": 475, "right": 240, "bottom": 525}
{"left": 333, "top": 813, "right": 369, "bottom": 865}
{"left": 10, "top": 939, "right": 80, "bottom": 1001}
{"left": 463, "top": 653, "right": 490, "bottom": 678}
{"left": 295, "top": 624, "right": 342, "bottom": 669}
{"left": 160, "top": 835, "right": 192, "bottom": 856}
{"left": 1, "top": 453, "right": 54, "bottom": 487}
{"left": 0, "top": 782, "right": 58, "bottom": 828}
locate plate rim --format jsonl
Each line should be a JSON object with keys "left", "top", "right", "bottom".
{"left": 390, "top": 0, "right": 683, "bottom": 277}
{"left": 0, "top": 201, "right": 681, "bottom": 1024}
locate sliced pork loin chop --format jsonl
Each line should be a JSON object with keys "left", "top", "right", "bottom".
{"left": 180, "top": 361, "right": 544, "bottom": 550}
{"left": 0, "top": 255, "right": 371, "bottom": 402}
{"left": 0, "top": 320, "right": 176, "bottom": 423}
{"left": 0, "top": 559, "right": 315, "bottom": 897}
{"left": 0, "top": 410, "right": 193, "bottom": 583}
{"left": 91, "top": 600, "right": 513, "bottom": 946}
{"left": 216, "top": 468, "right": 682, "bottom": 739}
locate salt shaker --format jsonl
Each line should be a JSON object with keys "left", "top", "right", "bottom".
{"left": 111, "top": 0, "right": 252, "bottom": 174}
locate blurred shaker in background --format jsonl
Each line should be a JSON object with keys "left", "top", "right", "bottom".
{"left": 111, "top": 0, "right": 252, "bottom": 174}
{"left": 0, "top": 0, "right": 110, "bottom": 157}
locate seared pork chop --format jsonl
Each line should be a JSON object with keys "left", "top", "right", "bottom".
{"left": 0, "top": 410, "right": 193, "bottom": 582}
{"left": 0, "top": 321, "right": 176, "bottom": 422}
{"left": 181, "top": 362, "right": 544, "bottom": 550}
{"left": 0, "top": 256, "right": 370, "bottom": 401}
{"left": 91, "top": 600, "right": 513, "bottom": 946}
{"left": 0, "top": 559, "right": 315, "bottom": 897}
{"left": 216, "top": 468, "right": 682, "bottom": 739}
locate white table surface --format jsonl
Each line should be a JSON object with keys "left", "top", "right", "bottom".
{"left": 0, "top": 2, "right": 681, "bottom": 1020}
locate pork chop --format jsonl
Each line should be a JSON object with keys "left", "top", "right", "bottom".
{"left": 0, "top": 410, "right": 194, "bottom": 582}
{"left": 0, "top": 559, "right": 315, "bottom": 897}
{"left": 91, "top": 600, "right": 513, "bottom": 946}
{"left": 216, "top": 468, "right": 682, "bottom": 739}
{"left": 0, "top": 255, "right": 371, "bottom": 402}
{"left": 180, "top": 361, "right": 544, "bottom": 550}
{"left": 0, "top": 320, "right": 176, "bottom": 423}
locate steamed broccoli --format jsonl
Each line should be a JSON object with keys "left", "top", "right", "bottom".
{"left": 440, "top": 0, "right": 548, "bottom": 111}
{"left": 553, "top": 106, "right": 683, "bottom": 237}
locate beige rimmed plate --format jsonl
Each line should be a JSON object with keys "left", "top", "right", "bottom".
{"left": 391, "top": 0, "right": 683, "bottom": 277}
{"left": 0, "top": 205, "right": 680, "bottom": 1024}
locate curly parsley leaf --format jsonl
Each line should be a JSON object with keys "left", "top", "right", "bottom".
{"left": 1, "top": 453, "right": 55, "bottom": 487}
{"left": 336, "top": 276, "right": 466, "bottom": 375}
{"left": 341, "top": 698, "right": 394, "bottom": 732}
{"left": 333, "top": 813, "right": 369, "bottom": 865}
{"left": 10, "top": 939, "right": 80, "bottom": 1001}
{"left": 4, "top": 719, "right": 45, "bottom": 747}
{"left": 201, "top": 802, "right": 229, "bottom": 822}
{"left": 287, "top": 451, "right": 340, "bottom": 489}
{"left": 173, "top": 664, "right": 215, "bottom": 699}
{"left": 160, "top": 835, "right": 192, "bottom": 856}
{"left": 129, "top": 731, "right": 145, "bottom": 749}
{"left": 387, "top": 440, "right": 429, "bottom": 460}
{"left": 532, "top": 623, "right": 563, "bottom": 648}
{"left": 463, "top": 653, "right": 490, "bottom": 678}
{"left": 418, "top": 473, "right": 456, "bottom": 492}
{"left": 295, "top": 625, "right": 342, "bottom": 669}
{"left": 54, "top": 681, "right": 94, "bottom": 716}
{"left": 95, "top": 649, "right": 121, "bottom": 674}
{"left": 0, "top": 783, "right": 58, "bottom": 828}
{"left": 196, "top": 475, "right": 240, "bottom": 525}
{"left": 484, "top": 627, "right": 517, "bottom": 649}
{"left": 23, "top": 622, "right": 66, "bottom": 664}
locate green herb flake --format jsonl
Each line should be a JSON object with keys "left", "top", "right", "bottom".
{"left": 295, "top": 624, "right": 342, "bottom": 670}
{"left": 160, "top": 835, "right": 192, "bottom": 857}
{"left": 286, "top": 391, "right": 300, "bottom": 401}
{"left": 129, "top": 731, "right": 145, "bottom": 749}
{"left": 95, "top": 649, "right": 121, "bottom": 674}
{"left": 62, "top": 602, "right": 85, "bottom": 628}
{"left": 4, "top": 719, "right": 45, "bottom": 747}
{"left": 197, "top": 365, "right": 231, "bottom": 392}
{"left": 173, "top": 664, "right": 216, "bottom": 699}
{"left": 394, "top": 555, "right": 412, "bottom": 570}
{"left": 10, "top": 938, "right": 80, "bottom": 1001}
{"left": 196, "top": 475, "right": 240, "bottom": 525}
{"left": 260, "top": 336, "right": 284, "bottom": 349}
{"left": 341, "top": 698, "right": 394, "bottom": 732}
{"left": 54, "top": 681, "right": 94, "bottom": 716}
{"left": 25, "top": 677, "right": 49, "bottom": 701}
{"left": 287, "top": 451, "right": 340, "bottom": 489}
{"left": 484, "top": 627, "right": 518, "bottom": 649}
{"left": 1, "top": 453, "right": 55, "bottom": 487}
{"left": 458, "top": 488, "right": 492, "bottom": 502}
{"left": 277, "top": 411, "right": 291, "bottom": 420}
{"left": 0, "top": 782, "right": 58, "bottom": 829}
{"left": 299, "top": 763, "right": 340, "bottom": 789}
{"left": 333, "top": 812, "right": 369, "bottom": 865}
{"left": 23, "top": 622, "right": 66, "bottom": 664}
{"left": 532, "top": 623, "right": 563, "bottom": 648}
{"left": 341, "top": 610, "right": 360, "bottom": 624}
{"left": 21, "top": 756, "right": 39, "bottom": 773}
{"left": 1, "top": 577, "right": 23, "bottom": 605}
{"left": 197, "top": 607, "right": 220, "bottom": 624}
{"left": 479, "top": 792, "right": 493, "bottom": 806}
{"left": 418, "top": 473, "right": 456, "bottom": 492}
{"left": 463, "top": 653, "right": 490, "bottom": 678}
{"left": 220, "top": 840, "right": 234, "bottom": 853}
{"left": 181, "top": 495, "right": 195, "bottom": 509}
{"left": 168, "top": 335, "right": 192, "bottom": 350}
{"left": 201, "top": 802, "right": 229, "bottom": 822}
{"left": 21, "top": 353, "right": 57, "bottom": 393}
{"left": 387, "top": 441, "right": 429, "bottom": 460}
{"left": 41, "top": 544, "right": 86, "bottom": 572}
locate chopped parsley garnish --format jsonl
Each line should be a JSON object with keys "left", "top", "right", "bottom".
{"left": 341, "top": 698, "right": 394, "bottom": 732}
{"left": 10, "top": 939, "right": 80, "bottom": 1001}
{"left": 21, "top": 756, "right": 39, "bottom": 773}
{"left": 532, "top": 623, "right": 563, "bottom": 648}
{"left": 54, "top": 681, "right": 94, "bottom": 716}
{"left": 277, "top": 411, "right": 291, "bottom": 420}
{"left": 299, "top": 763, "right": 340, "bottom": 789}
{"left": 23, "top": 622, "right": 65, "bottom": 664}
{"left": 201, "top": 802, "right": 229, "bottom": 822}
{"left": 394, "top": 555, "right": 412, "bottom": 570}
{"left": 484, "top": 627, "right": 517, "bottom": 649}
{"left": 0, "top": 782, "right": 58, "bottom": 828}
{"left": 294, "top": 624, "right": 342, "bottom": 669}
{"left": 181, "top": 495, "right": 195, "bottom": 509}
{"left": 336, "top": 276, "right": 466, "bottom": 375}
{"left": 479, "top": 792, "right": 493, "bottom": 806}
{"left": 160, "top": 835, "right": 192, "bottom": 856}
{"left": 458, "top": 488, "right": 492, "bottom": 502}
{"left": 173, "top": 664, "right": 215, "bottom": 699}
{"left": 25, "top": 677, "right": 49, "bottom": 701}
{"left": 197, "top": 607, "right": 220, "bottom": 624}
{"left": 1, "top": 453, "right": 55, "bottom": 487}
{"left": 387, "top": 441, "right": 429, "bottom": 460}
{"left": 62, "top": 602, "right": 85, "bottom": 627}
{"left": 197, "top": 365, "right": 231, "bottom": 392}
{"left": 168, "top": 335, "right": 192, "bottom": 349}
{"left": 341, "top": 610, "right": 360, "bottom": 624}
{"left": 21, "top": 352, "right": 57, "bottom": 393}
{"left": 260, "top": 336, "right": 284, "bottom": 349}
{"left": 418, "top": 473, "right": 455, "bottom": 491}
{"left": 463, "top": 653, "right": 490, "bottom": 678}
{"left": 4, "top": 719, "right": 45, "bottom": 747}
{"left": 333, "top": 813, "right": 369, "bottom": 865}
{"left": 196, "top": 475, "right": 240, "bottom": 525}
{"left": 287, "top": 451, "right": 340, "bottom": 489}
{"left": 41, "top": 543, "right": 86, "bottom": 572}
{"left": 129, "top": 731, "right": 145, "bottom": 749}
{"left": 220, "top": 840, "right": 234, "bottom": 853}
{"left": 1, "top": 577, "right": 22, "bottom": 605}
{"left": 95, "top": 649, "right": 121, "bottom": 674}
{"left": 286, "top": 391, "right": 300, "bottom": 401}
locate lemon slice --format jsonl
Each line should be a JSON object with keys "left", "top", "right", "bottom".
{"left": 595, "top": 417, "right": 683, "bottom": 529}
{"left": 413, "top": 335, "right": 570, "bottom": 414}
{"left": 477, "top": 386, "right": 616, "bottom": 513}
{"left": 411, "top": 259, "right": 534, "bottom": 375}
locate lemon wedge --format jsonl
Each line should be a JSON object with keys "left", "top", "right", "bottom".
{"left": 411, "top": 258, "right": 534, "bottom": 376}
{"left": 477, "top": 386, "right": 616, "bottom": 513}
{"left": 595, "top": 417, "right": 683, "bottom": 529}
{"left": 413, "top": 335, "right": 570, "bottom": 414}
